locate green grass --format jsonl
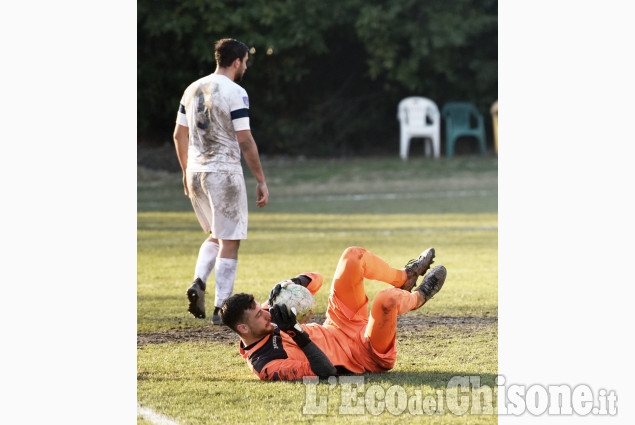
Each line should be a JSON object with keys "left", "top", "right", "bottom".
{"left": 138, "top": 156, "right": 498, "bottom": 424}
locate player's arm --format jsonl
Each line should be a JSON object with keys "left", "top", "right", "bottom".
{"left": 270, "top": 305, "right": 337, "bottom": 378}
{"left": 236, "top": 130, "right": 268, "bottom": 208}
{"left": 173, "top": 123, "right": 189, "bottom": 196}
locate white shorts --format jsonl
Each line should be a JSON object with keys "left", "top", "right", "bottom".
{"left": 187, "top": 171, "right": 248, "bottom": 240}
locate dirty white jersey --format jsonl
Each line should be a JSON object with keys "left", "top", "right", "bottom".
{"left": 176, "top": 74, "right": 250, "bottom": 174}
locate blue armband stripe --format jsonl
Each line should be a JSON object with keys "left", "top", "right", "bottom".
{"left": 231, "top": 108, "right": 249, "bottom": 120}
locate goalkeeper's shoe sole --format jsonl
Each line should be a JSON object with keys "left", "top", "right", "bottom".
{"left": 416, "top": 265, "right": 447, "bottom": 304}
{"left": 186, "top": 278, "right": 206, "bottom": 319}
{"left": 402, "top": 248, "right": 435, "bottom": 292}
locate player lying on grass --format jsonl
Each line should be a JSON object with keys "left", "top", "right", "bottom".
{"left": 219, "top": 246, "right": 447, "bottom": 381}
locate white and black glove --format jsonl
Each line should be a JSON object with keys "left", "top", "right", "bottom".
{"left": 268, "top": 279, "right": 294, "bottom": 308}
{"left": 268, "top": 275, "right": 312, "bottom": 307}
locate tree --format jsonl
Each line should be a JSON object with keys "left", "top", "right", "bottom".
{"left": 138, "top": 0, "right": 497, "bottom": 156}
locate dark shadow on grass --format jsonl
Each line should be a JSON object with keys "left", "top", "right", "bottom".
{"left": 137, "top": 372, "right": 498, "bottom": 387}
{"left": 270, "top": 371, "right": 498, "bottom": 390}
{"left": 362, "top": 371, "right": 498, "bottom": 388}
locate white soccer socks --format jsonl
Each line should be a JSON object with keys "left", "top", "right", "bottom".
{"left": 194, "top": 241, "right": 220, "bottom": 283}
{"left": 214, "top": 257, "right": 238, "bottom": 308}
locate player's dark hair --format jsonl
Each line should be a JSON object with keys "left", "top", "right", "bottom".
{"left": 215, "top": 39, "right": 249, "bottom": 68}
{"left": 220, "top": 293, "right": 255, "bottom": 333}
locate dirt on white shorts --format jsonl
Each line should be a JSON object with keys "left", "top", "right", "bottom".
{"left": 186, "top": 171, "right": 248, "bottom": 239}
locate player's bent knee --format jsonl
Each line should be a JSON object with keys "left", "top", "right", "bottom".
{"left": 373, "top": 288, "right": 399, "bottom": 315}
{"left": 342, "top": 246, "right": 366, "bottom": 262}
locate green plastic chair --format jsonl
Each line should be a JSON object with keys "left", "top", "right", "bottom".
{"left": 441, "top": 102, "right": 487, "bottom": 157}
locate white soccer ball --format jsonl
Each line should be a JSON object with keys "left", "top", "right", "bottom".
{"left": 272, "top": 283, "right": 315, "bottom": 323}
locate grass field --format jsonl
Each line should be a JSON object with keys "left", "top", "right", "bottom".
{"left": 137, "top": 156, "right": 498, "bottom": 424}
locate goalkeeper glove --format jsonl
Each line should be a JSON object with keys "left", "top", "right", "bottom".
{"left": 270, "top": 304, "right": 310, "bottom": 347}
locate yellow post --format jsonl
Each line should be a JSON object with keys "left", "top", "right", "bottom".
{"left": 490, "top": 100, "right": 498, "bottom": 154}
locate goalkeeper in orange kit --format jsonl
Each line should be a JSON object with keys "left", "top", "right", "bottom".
{"left": 219, "top": 246, "right": 447, "bottom": 381}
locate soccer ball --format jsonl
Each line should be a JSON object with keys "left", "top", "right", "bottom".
{"left": 272, "top": 284, "right": 315, "bottom": 323}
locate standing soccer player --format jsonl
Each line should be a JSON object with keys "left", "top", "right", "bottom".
{"left": 173, "top": 38, "right": 269, "bottom": 325}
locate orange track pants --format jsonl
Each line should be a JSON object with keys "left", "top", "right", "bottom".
{"left": 330, "top": 247, "right": 420, "bottom": 354}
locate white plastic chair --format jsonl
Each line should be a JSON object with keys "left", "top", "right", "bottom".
{"left": 397, "top": 97, "right": 441, "bottom": 160}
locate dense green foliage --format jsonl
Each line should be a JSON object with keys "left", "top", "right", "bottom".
{"left": 138, "top": 0, "right": 497, "bottom": 155}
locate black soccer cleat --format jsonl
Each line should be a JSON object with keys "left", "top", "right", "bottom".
{"left": 402, "top": 248, "right": 435, "bottom": 292}
{"left": 186, "top": 278, "right": 206, "bottom": 319}
{"left": 416, "top": 265, "right": 447, "bottom": 302}
{"left": 211, "top": 314, "right": 223, "bottom": 326}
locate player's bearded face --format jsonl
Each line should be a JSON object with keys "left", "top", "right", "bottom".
{"left": 260, "top": 309, "right": 275, "bottom": 335}
{"left": 235, "top": 55, "right": 248, "bottom": 82}
{"left": 246, "top": 304, "right": 274, "bottom": 338}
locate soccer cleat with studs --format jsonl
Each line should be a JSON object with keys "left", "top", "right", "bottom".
{"left": 401, "top": 248, "right": 435, "bottom": 292}
{"left": 416, "top": 265, "right": 447, "bottom": 303}
{"left": 186, "top": 278, "right": 206, "bottom": 319}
